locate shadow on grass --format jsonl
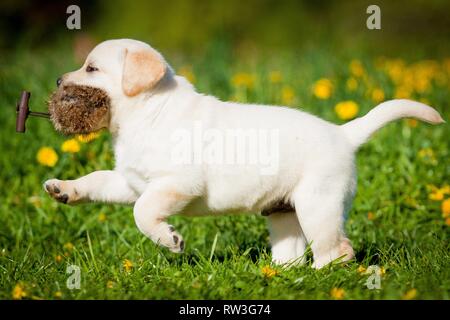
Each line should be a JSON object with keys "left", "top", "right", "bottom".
{"left": 354, "top": 245, "right": 382, "bottom": 265}
{"left": 163, "top": 241, "right": 269, "bottom": 267}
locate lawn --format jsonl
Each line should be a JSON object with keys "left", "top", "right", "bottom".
{"left": 0, "top": 41, "right": 449, "bottom": 300}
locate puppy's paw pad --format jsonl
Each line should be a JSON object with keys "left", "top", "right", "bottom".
{"left": 56, "top": 193, "right": 69, "bottom": 204}
{"left": 179, "top": 240, "right": 185, "bottom": 252}
{"left": 44, "top": 179, "right": 76, "bottom": 204}
{"left": 44, "top": 179, "right": 60, "bottom": 194}
{"left": 167, "top": 227, "right": 184, "bottom": 253}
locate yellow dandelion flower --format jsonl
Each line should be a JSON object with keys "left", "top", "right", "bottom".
{"left": 313, "top": 78, "right": 333, "bottom": 100}
{"left": 414, "top": 78, "right": 430, "bottom": 93}
{"left": 394, "top": 86, "right": 412, "bottom": 99}
{"left": 281, "top": 86, "right": 295, "bottom": 105}
{"left": 429, "top": 190, "right": 444, "bottom": 201}
{"left": 418, "top": 148, "right": 435, "bottom": 161}
{"left": 261, "top": 265, "right": 278, "bottom": 278}
{"left": 402, "top": 70, "right": 415, "bottom": 88}
{"left": 64, "top": 242, "right": 74, "bottom": 251}
{"left": 406, "top": 119, "right": 418, "bottom": 128}
{"left": 178, "top": 65, "right": 196, "bottom": 83}
{"left": 36, "top": 147, "right": 58, "bottom": 167}
{"left": 385, "top": 59, "right": 405, "bottom": 83}
{"left": 346, "top": 77, "right": 358, "bottom": 91}
{"left": 379, "top": 267, "right": 386, "bottom": 275}
{"left": 123, "top": 259, "right": 133, "bottom": 272}
{"left": 350, "top": 60, "right": 365, "bottom": 77}
{"left": 61, "top": 139, "right": 80, "bottom": 153}
{"left": 367, "top": 212, "right": 375, "bottom": 221}
{"left": 428, "top": 185, "right": 449, "bottom": 201}
{"left": 335, "top": 101, "right": 359, "bottom": 120}
{"left": 445, "top": 217, "right": 450, "bottom": 226}
{"left": 330, "top": 287, "right": 345, "bottom": 300}
{"left": 12, "top": 283, "right": 27, "bottom": 300}
{"left": 55, "top": 255, "right": 63, "bottom": 263}
{"left": 442, "top": 199, "right": 450, "bottom": 218}
{"left": 357, "top": 265, "right": 367, "bottom": 273}
{"left": 54, "top": 291, "right": 62, "bottom": 298}
{"left": 231, "top": 72, "right": 255, "bottom": 89}
{"left": 98, "top": 212, "right": 107, "bottom": 222}
{"left": 441, "top": 185, "right": 450, "bottom": 194}
{"left": 402, "top": 288, "right": 417, "bottom": 300}
{"left": 269, "top": 71, "right": 282, "bottom": 84}
{"left": 371, "top": 88, "right": 385, "bottom": 103}
{"left": 107, "top": 280, "right": 114, "bottom": 288}
{"left": 76, "top": 131, "right": 101, "bottom": 143}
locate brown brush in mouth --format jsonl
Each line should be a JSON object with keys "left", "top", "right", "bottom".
{"left": 47, "top": 84, "right": 111, "bottom": 135}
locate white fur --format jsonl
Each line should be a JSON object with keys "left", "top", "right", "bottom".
{"left": 44, "top": 39, "right": 444, "bottom": 268}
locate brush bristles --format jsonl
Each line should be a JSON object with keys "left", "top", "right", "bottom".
{"left": 47, "top": 85, "right": 111, "bottom": 135}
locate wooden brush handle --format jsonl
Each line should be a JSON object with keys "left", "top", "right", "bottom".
{"left": 15, "top": 91, "right": 50, "bottom": 133}
{"left": 16, "top": 91, "right": 30, "bottom": 133}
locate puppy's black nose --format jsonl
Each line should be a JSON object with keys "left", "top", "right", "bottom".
{"left": 56, "top": 77, "right": 63, "bottom": 87}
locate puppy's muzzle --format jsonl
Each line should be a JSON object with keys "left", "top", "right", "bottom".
{"left": 47, "top": 84, "right": 111, "bottom": 135}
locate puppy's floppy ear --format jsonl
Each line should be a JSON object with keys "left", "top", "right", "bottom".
{"left": 122, "top": 48, "right": 167, "bottom": 97}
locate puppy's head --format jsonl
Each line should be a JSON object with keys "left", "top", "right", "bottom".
{"left": 48, "top": 39, "right": 169, "bottom": 134}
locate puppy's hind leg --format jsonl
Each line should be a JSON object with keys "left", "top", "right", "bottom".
{"left": 268, "top": 211, "right": 307, "bottom": 266}
{"left": 292, "top": 172, "right": 355, "bottom": 269}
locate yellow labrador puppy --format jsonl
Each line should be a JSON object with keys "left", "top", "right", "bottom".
{"left": 44, "top": 39, "right": 444, "bottom": 268}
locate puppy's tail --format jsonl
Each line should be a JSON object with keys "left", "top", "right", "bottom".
{"left": 341, "top": 99, "right": 444, "bottom": 149}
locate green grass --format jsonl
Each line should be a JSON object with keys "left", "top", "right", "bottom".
{"left": 0, "top": 42, "right": 449, "bottom": 300}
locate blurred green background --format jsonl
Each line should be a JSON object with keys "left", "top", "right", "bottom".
{"left": 0, "top": 0, "right": 449, "bottom": 300}
{"left": 1, "top": 0, "right": 450, "bottom": 56}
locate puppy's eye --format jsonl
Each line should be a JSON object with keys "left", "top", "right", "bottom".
{"left": 86, "top": 65, "right": 98, "bottom": 73}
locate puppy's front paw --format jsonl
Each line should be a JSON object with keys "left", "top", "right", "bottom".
{"left": 44, "top": 179, "right": 79, "bottom": 204}
{"left": 167, "top": 225, "right": 185, "bottom": 253}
